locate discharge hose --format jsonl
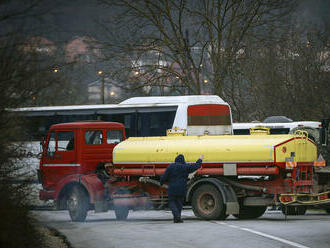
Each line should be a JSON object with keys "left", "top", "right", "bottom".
{"left": 139, "top": 177, "right": 168, "bottom": 189}
{"left": 219, "top": 176, "right": 267, "bottom": 193}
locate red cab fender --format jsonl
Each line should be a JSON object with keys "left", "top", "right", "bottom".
{"left": 55, "top": 173, "right": 105, "bottom": 203}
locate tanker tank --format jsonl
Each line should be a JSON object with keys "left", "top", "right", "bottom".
{"left": 112, "top": 134, "right": 317, "bottom": 176}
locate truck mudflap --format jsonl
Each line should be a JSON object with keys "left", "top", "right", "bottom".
{"left": 280, "top": 191, "right": 330, "bottom": 206}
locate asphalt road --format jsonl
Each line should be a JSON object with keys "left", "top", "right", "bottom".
{"left": 32, "top": 209, "right": 330, "bottom": 248}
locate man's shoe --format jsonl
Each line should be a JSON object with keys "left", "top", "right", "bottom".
{"left": 174, "top": 218, "right": 183, "bottom": 223}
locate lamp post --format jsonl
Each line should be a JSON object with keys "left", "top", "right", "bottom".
{"left": 98, "top": 70, "right": 105, "bottom": 104}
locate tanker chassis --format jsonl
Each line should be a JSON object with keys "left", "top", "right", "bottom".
{"left": 38, "top": 121, "right": 330, "bottom": 221}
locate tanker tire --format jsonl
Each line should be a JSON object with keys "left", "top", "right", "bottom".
{"left": 114, "top": 206, "right": 129, "bottom": 220}
{"left": 192, "top": 184, "right": 226, "bottom": 220}
{"left": 281, "top": 206, "right": 306, "bottom": 215}
{"left": 67, "top": 185, "right": 89, "bottom": 222}
{"left": 233, "top": 206, "right": 267, "bottom": 219}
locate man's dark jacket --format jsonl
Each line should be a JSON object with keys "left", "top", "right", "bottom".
{"left": 160, "top": 154, "right": 202, "bottom": 196}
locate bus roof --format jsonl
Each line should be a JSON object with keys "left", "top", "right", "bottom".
{"left": 11, "top": 95, "right": 228, "bottom": 114}
{"left": 232, "top": 121, "right": 321, "bottom": 130}
{"left": 120, "top": 95, "right": 226, "bottom": 105}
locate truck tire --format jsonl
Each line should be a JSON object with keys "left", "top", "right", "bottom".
{"left": 281, "top": 206, "right": 306, "bottom": 215}
{"left": 192, "top": 184, "right": 226, "bottom": 220}
{"left": 67, "top": 185, "right": 89, "bottom": 222}
{"left": 233, "top": 206, "right": 267, "bottom": 219}
{"left": 114, "top": 206, "right": 129, "bottom": 220}
{"left": 326, "top": 208, "right": 330, "bottom": 214}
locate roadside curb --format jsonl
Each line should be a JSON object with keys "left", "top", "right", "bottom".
{"left": 44, "top": 225, "right": 74, "bottom": 248}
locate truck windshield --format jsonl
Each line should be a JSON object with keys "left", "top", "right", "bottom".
{"left": 47, "top": 131, "right": 74, "bottom": 156}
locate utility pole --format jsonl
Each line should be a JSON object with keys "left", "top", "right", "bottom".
{"left": 98, "top": 70, "right": 105, "bottom": 104}
{"left": 185, "top": 29, "right": 191, "bottom": 95}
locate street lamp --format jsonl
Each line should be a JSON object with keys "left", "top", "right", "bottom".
{"left": 98, "top": 70, "right": 105, "bottom": 104}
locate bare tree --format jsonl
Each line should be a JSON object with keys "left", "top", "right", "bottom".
{"left": 240, "top": 23, "right": 330, "bottom": 122}
{"left": 100, "top": 0, "right": 294, "bottom": 98}
{"left": 0, "top": 1, "right": 67, "bottom": 247}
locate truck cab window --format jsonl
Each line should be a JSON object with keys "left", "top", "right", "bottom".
{"left": 57, "top": 131, "right": 75, "bottom": 151}
{"left": 85, "top": 130, "right": 103, "bottom": 145}
{"left": 107, "top": 130, "right": 123, "bottom": 144}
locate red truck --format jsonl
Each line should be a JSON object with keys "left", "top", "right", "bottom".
{"left": 39, "top": 120, "right": 330, "bottom": 222}
{"left": 38, "top": 121, "right": 129, "bottom": 221}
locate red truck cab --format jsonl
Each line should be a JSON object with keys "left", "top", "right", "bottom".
{"left": 39, "top": 121, "right": 125, "bottom": 216}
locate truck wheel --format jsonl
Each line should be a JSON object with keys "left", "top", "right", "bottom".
{"left": 281, "top": 206, "right": 306, "bottom": 215}
{"left": 114, "top": 206, "right": 129, "bottom": 220}
{"left": 326, "top": 208, "right": 330, "bottom": 214}
{"left": 192, "top": 184, "right": 226, "bottom": 220}
{"left": 233, "top": 206, "right": 267, "bottom": 219}
{"left": 67, "top": 185, "right": 89, "bottom": 222}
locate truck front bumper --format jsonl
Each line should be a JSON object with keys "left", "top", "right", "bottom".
{"left": 39, "top": 189, "right": 56, "bottom": 201}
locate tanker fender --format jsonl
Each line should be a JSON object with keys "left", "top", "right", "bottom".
{"left": 186, "top": 177, "right": 239, "bottom": 215}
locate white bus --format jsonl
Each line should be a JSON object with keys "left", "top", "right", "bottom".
{"left": 13, "top": 95, "right": 233, "bottom": 141}
{"left": 233, "top": 116, "right": 321, "bottom": 141}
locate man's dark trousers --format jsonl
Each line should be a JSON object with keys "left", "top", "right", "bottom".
{"left": 168, "top": 195, "right": 184, "bottom": 221}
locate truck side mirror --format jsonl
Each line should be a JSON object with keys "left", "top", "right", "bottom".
{"left": 320, "top": 119, "right": 329, "bottom": 146}
{"left": 40, "top": 136, "right": 45, "bottom": 152}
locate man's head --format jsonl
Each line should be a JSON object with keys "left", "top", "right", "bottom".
{"left": 175, "top": 154, "right": 185, "bottom": 164}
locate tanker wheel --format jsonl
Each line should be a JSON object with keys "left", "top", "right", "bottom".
{"left": 233, "top": 206, "right": 267, "bottom": 219}
{"left": 114, "top": 206, "right": 129, "bottom": 220}
{"left": 67, "top": 185, "right": 89, "bottom": 222}
{"left": 281, "top": 206, "right": 307, "bottom": 215}
{"left": 192, "top": 184, "right": 226, "bottom": 220}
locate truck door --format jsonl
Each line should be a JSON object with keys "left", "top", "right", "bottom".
{"left": 41, "top": 130, "right": 78, "bottom": 188}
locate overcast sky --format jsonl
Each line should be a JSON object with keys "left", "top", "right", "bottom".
{"left": 15, "top": 0, "right": 330, "bottom": 43}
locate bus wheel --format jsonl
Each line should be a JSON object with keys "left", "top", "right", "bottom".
{"left": 192, "top": 184, "right": 226, "bottom": 220}
{"left": 281, "top": 206, "right": 306, "bottom": 215}
{"left": 233, "top": 206, "right": 267, "bottom": 219}
{"left": 114, "top": 206, "right": 129, "bottom": 220}
{"left": 67, "top": 185, "right": 89, "bottom": 222}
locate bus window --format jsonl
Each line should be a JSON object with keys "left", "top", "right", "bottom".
{"left": 100, "top": 113, "right": 137, "bottom": 138}
{"left": 187, "top": 104, "right": 232, "bottom": 135}
{"left": 187, "top": 104, "right": 231, "bottom": 125}
{"left": 138, "top": 111, "right": 176, "bottom": 136}
{"left": 269, "top": 128, "right": 290, "bottom": 134}
{"left": 233, "top": 129, "right": 250, "bottom": 135}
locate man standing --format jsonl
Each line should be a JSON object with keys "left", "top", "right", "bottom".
{"left": 160, "top": 154, "right": 203, "bottom": 223}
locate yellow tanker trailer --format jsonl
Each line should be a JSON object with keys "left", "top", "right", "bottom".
{"left": 112, "top": 131, "right": 329, "bottom": 220}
